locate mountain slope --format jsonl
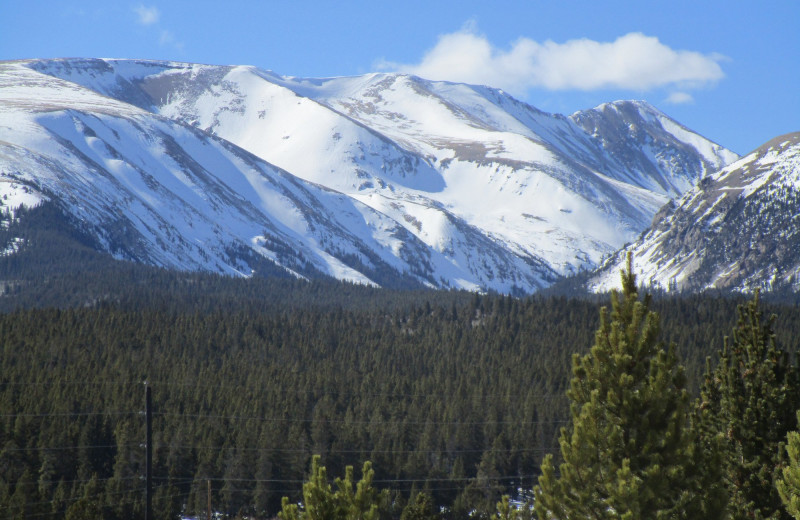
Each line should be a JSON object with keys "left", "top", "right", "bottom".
{"left": 0, "top": 61, "right": 468, "bottom": 290}
{"left": 280, "top": 73, "right": 735, "bottom": 270}
{"left": 570, "top": 101, "right": 737, "bottom": 196}
{"left": 1, "top": 58, "right": 738, "bottom": 293}
{"left": 589, "top": 133, "right": 800, "bottom": 293}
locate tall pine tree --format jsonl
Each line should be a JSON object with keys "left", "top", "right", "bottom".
{"left": 533, "top": 255, "right": 726, "bottom": 519}
{"left": 699, "top": 292, "right": 800, "bottom": 519}
{"left": 777, "top": 411, "right": 800, "bottom": 519}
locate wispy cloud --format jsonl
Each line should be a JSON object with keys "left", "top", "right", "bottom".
{"left": 159, "top": 29, "right": 185, "bottom": 52}
{"left": 379, "top": 26, "right": 725, "bottom": 97}
{"left": 134, "top": 4, "right": 160, "bottom": 26}
{"left": 132, "top": 4, "right": 184, "bottom": 54}
{"left": 666, "top": 92, "right": 695, "bottom": 104}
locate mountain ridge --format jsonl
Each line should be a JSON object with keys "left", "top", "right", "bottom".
{"left": 0, "top": 58, "right": 738, "bottom": 293}
{"left": 588, "top": 132, "right": 800, "bottom": 294}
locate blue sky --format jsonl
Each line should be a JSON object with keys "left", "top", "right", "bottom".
{"left": 2, "top": 1, "right": 797, "bottom": 155}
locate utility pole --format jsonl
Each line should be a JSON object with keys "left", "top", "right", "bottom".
{"left": 145, "top": 384, "right": 153, "bottom": 520}
{"left": 207, "top": 479, "right": 212, "bottom": 520}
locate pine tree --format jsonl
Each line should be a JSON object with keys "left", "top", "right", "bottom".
{"left": 494, "top": 495, "right": 533, "bottom": 520}
{"left": 64, "top": 498, "right": 104, "bottom": 520}
{"left": 777, "top": 411, "right": 800, "bottom": 519}
{"left": 401, "top": 492, "right": 439, "bottom": 520}
{"left": 279, "top": 455, "right": 389, "bottom": 520}
{"left": 8, "top": 468, "right": 40, "bottom": 520}
{"left": 699, "top": 292, "right": 800, "bottom": 519}
{"left": 533, "top": 255, "right": 726, "bottom": 519}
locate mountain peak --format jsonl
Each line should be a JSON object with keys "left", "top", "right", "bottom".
{"left": 585, "top": 99, "right": 662, "bottom": 117}
{"left": 569, "top": 99, "right": 737, "bottom": 197}
{"left": 0, "top": 57, "right": 742, "bottom": 294}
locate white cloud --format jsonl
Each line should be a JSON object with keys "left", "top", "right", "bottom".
{"left": 134, "top": 4, "right": 160, "bottom": 26}
{"left": 380, "top": 28, "right": 725, "bottom": 97}
{"left": 666, "top": 92, "right": 694, "bottom": 104}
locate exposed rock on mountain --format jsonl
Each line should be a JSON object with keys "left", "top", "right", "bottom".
{"left": 0, "top": 58, "right": 737, "bottom": 293}
{"left": 589, "top": 133, "right": 800, "bottom": 293}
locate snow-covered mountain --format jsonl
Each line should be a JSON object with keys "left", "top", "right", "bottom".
{"left": 589, "top": 133, "right": 800, "bottom": 293}
{"left": 0, "top": 58, "right": 737, "bottom": 293}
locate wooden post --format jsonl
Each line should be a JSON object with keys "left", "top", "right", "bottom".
{"left": 145, "top": 384, "right": 153, "bottom": 520}
{"left": 207, "top": 479, "right": 212, "bottom": 520}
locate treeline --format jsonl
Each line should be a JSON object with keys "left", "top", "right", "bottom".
{"left": 0, "top": 202, "right": 471, "bottom": 315}
{"left": 3, "top": 201, "right": 800, "bottom": 315}
{"left": 2, "top": 285, "right": 800, "bottom": 519}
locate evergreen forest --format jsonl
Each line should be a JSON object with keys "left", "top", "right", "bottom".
{"left": 1, "top": 204, "right": 799, "bottom": 519}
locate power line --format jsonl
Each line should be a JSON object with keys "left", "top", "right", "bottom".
{"left": 0, "top": 410, "right": 568, "bottom": 426}
{"left": 1, "top": 444, "right": 138, "bottom": 452}
{"left": 0, "top": 380, "right": 141, "bottom": 387}
{"left": 0, "top": 442, "right": 558, "bottom": 455}
{"left": 0, "top": 411, "right": 137, "bottom": 418}
{"left": 0, "top": 379, "right": 568, "bottom": 401}
{"left": 159, "top": 482, "right": 527, "bottom": 496}
{"left": 153, "top": 474, "right": 537, "bottom": 485}
{"left": 143, "top": 382, "right": 566, "bottom": 400}
{"left": 13, "top": 476, "right": 141, "bottom": 487}
{"left": 143, "top": 445, "right": 557, "bottom": 454}
{"left": 154, "top": 412, "right": 568, "bottom": 426}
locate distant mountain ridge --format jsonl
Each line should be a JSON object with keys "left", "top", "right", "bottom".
{"left": 0, "top": 58, "right": 737, "bottom": 293}
{"left": 589, "top": 133, "right": 800, "bottom": 293}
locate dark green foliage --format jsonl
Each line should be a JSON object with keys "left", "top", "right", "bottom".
{"left": 278, "top": 455, "right": 390, "bottom": 520}
{"left": 0, "top": 295, "right": 586, "bottom": 517}
{"left": 401, "top": 492, "right": 439, "bottom": 520}
{"left": 777, "top": 411, "right": 800, "bottom": 519}
{"left": 699, "top": 293, "right": 800, "bottom": 520}
{"left": 2, "top": 283, "right": 799, "bottom": 517}
{"left": 65, "top": 497, "right": 105, "bottom": 520}
{"left": 493, "top": 495, "right": 533, "bottom": 520}
{"left": 534, "top": 256, "right": 727, "bottom": 519}
{"left": 3, "top": 204, "right": 800, "bottom": 516}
